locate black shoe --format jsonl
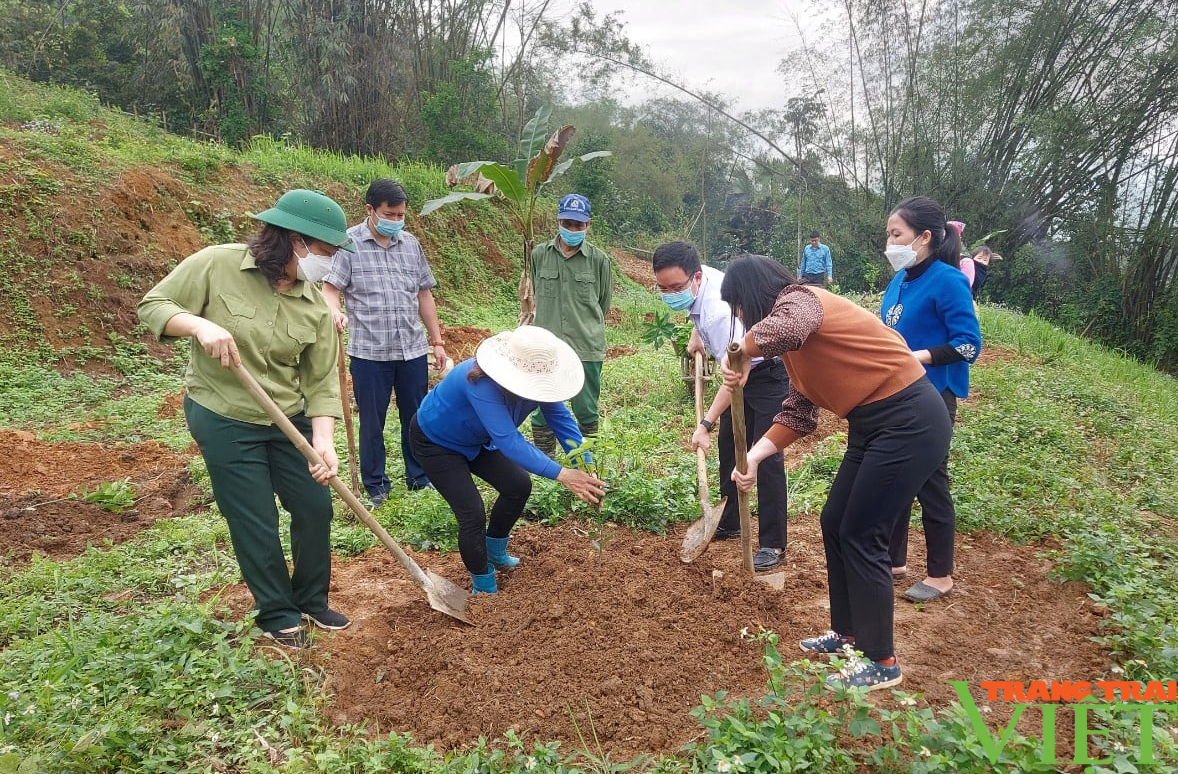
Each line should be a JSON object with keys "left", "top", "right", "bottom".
{"left": 263, "top": 627, "right": 308, "bottom": 649}
{"left": 713, "top": 526, "right": 741, "bottom": 540}
{"left": 406, "top": 479, "right": 432, "bottom": 492}
{"left": 753, "top": 547, "right": 784, "bottom": 571}
{"left": 302, "top": 608, "right": 351, "bottom": 630}
{"left": 367, "top": 490, "right": 388, "bottom": 508}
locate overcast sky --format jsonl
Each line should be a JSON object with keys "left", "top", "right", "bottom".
{"left": 545, "top": 0, "right": 823, "bottom": 113}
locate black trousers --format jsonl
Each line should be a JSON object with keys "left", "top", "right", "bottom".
{"left": 820, "top": 378, "right": 951, "bottom": 661}
{"left": 717, "top": 358, "right": 790, "bottom": 549}
{"left": 408, "top": 416, "right": 531, "bottom": 575}
{"left": 889, "top": 387, "right": 957, "bottom": 577}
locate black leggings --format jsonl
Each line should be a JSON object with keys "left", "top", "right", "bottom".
{"left": 820, "top": 378, "right": 952, "bottom": 661}
{"left": 408, "top": 416, "right": 532, "bottom": 575}
{"left": 890, "top": 387, "right": 957, "bottom": 576}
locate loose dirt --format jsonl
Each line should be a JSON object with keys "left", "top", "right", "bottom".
{"left": 0, "top": 394, "right": 1108, "bottom": 763}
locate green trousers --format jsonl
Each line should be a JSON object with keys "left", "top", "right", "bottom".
{"left": 185, "top": 397, "right": 333, "bottom": 632}
{"left": 531, "top": 359, "right": 602, "bottom": 429}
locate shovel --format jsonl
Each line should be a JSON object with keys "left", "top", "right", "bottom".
{"left": 727, "top": 343, "right": 756, "bottom": 574}
{"left": 680, "top": 352, "right": 729, "bottom": 563}
{"left": 337, "top": 336, "right": 362, "bottom": 498}
{"left": 727, "top": 344, "right": 787, "bottom": 587}
{"left": 230, "top": 362, "right": 473, "bottom": 625}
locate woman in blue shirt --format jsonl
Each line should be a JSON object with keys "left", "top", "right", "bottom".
{"left": 409, "top": 326, "right": 606, "bottom": 594}
{"left": 881, "top": 197, "right": 981, "bottom": 603}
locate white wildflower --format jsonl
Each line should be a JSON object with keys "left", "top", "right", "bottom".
{"left": 919, "top": 747, "right": 932, "bottom": 758}
{"left": 23, "top": 705, "right": 34, "bottom": 715}
{"left": 717, "top": 759, "right": 733, "bottom": 773}
{"left": 5, "top": 691, "right": 17, "bottom": 701}
{"left": 525, "top": 756, "right": 537, "bottom": 770}
{"left": 740, "top": 627, "right": 750, "bottom": 639}
{"left": 1110, "top": 664, "right": 1124, "bottom": 675}
{"left": 899, "top": 696, "right": 917, "bottom": 707}
{"left": 3, "top": 712, "right": 11, "bottom": 725}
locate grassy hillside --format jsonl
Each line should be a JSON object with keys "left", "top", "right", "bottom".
{"left": 1, "top": 72, "right": 1176, "bottom": 773}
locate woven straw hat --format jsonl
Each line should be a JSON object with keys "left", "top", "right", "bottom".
{"left": 475, "top": 326, "right": 583, "bottom": 402}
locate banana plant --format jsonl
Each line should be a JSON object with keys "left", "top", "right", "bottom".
{"left": 421, "top": 105, "right": 610, "bottom": 325}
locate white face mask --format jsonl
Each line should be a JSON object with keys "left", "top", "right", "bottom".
{"left": 296, "top": 240, "right": 335, "bottom": 282}
{"left": 885, "top": 239, "right": 919, "bottom": 273}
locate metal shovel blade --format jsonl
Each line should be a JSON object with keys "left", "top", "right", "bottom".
{"left": 425, "top": 569, "right": 475, "bottom": 624}
{"left": 680, "top": 497, "right": 727, "bottom": 563}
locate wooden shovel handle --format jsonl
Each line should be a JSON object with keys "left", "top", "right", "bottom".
{"left": 694, "top": 351, "right": 710, "bottom": 506}
{"left": 337, "top": 336, "right": 362, "bottom": 497}
{"left": 727, "top": 342, "right": 754, "bottom": 573}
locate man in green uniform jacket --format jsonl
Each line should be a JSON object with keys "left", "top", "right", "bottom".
{"left": 529, "top": 193, "right": 613, "bottom": 454}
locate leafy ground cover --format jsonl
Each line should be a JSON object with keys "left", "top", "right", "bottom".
{"left": 1, "top": 73, "right": 1176, "bottom": 772}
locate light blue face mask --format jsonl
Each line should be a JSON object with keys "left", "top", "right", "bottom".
{"left": 559, "top": 226, "right": 586, "bottom": 247}
{"left": 375, "top": 217, "right": 404, "bottom": 238}
{"left": 661, "top": 288, "right": 695, "bottom": 311}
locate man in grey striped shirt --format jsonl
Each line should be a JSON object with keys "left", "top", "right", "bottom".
{"left": 323, "top": 180, "right": 449, "bottom": 505}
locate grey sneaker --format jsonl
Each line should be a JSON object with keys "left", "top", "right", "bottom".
{"left": 302, "top": 608, "right": 351, "bottom": 630}
{"left": 263, "top": 627, "right": 308, "bottom": 649}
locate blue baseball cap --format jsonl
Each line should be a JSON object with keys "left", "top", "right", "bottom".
{"left": 558, "top": 193, "right": 591, "bottom": 222}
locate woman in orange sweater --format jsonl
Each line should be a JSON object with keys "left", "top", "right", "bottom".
{"left": 721, "top": 254, "right": 951, "bottom": 691}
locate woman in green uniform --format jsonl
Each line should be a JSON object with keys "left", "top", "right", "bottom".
{"left": 139, "top": 190, "right": 352, "bottom": 649}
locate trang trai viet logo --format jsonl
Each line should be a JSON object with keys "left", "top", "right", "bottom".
{"left": 948, "top": 679, "right": 1177, "bottom": 768}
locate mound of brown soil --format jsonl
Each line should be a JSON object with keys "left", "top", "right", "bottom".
{"left": 268, "top": 516, "right": 1106, "bottom": 760}
{"left": 0, "top": 428, "right": 202, "bottom": 562}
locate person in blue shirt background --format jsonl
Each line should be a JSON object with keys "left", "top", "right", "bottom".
{"left": 880, "top": 196, "right": 981, "bottom": 604}
{"left": 409, "top": 326, "right": 606, "bottom": 594}
{"left": 798, "top": 231, "right": 834, "bottom": 286}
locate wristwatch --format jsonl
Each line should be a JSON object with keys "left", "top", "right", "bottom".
{"left": 699, "top": 418, "right": 715, "bottom": 432}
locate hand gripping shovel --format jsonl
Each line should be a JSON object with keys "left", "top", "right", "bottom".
{"left": 231, "top": 363, "right": 473, "bottom": 625}
{"left": 680, "top": 351, "right": 728, "bottom": 563}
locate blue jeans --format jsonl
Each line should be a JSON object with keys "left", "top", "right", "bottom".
{"left": 349, "top": 354, "right": 429, "bottom": 495}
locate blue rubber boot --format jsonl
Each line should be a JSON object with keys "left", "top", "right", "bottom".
{"left": 485, "top": 536, "right": 520, "bottom": 569}
{"left": 471, "top": 569, "right": 497, "bottom": 595}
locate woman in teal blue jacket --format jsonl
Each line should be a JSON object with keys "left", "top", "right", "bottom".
{"left": 410, "top": 326, "right": 606, "bottom": 594}
{"left": 880, "top": 197, "right": 981, "bottom": 603}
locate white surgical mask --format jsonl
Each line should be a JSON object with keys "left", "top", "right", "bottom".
{"left": 885, "top": 240, "right": 919, "bottom": 273}
{"left": 296, "top": 240, "right": 335, "bottom": 282}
